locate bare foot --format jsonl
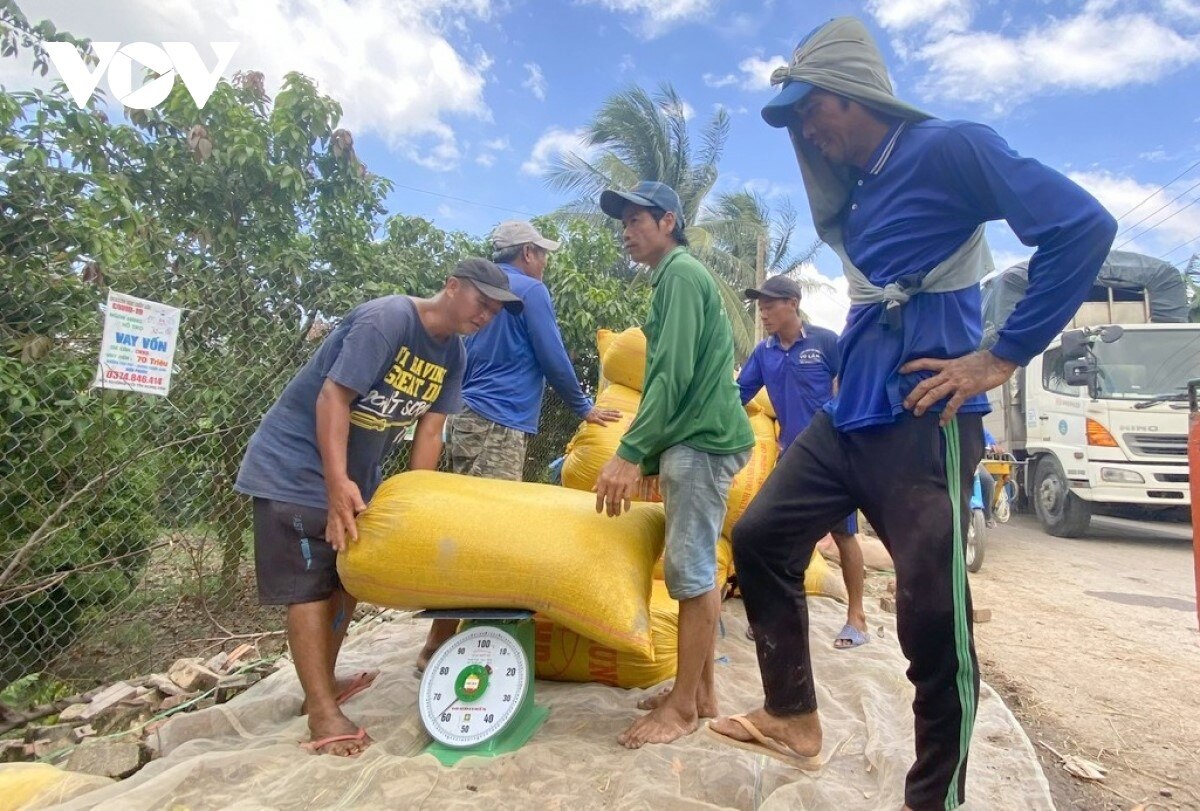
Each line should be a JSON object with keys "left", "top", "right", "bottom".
{"left": 415, "top": 642, "right": 438, "bottom": 673}
{"left": 637, "top": 686, "right": 718, "bottom": 718}
{"left": 617, "top": 703, "right": 698, "bottom": 749}
{"left": 305, "top": 709, "right": 372, "bottom": 757}
{"left": 708, "top": 707, "right": 821, "bottom": 758}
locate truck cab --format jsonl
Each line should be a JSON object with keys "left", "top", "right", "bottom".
{"left": 996, "top": 322, "right": 1200, "bottom": 535}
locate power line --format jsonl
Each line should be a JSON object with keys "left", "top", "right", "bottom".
{"left": 1161, "top": 234, "right": 1200, "bottom": 261}
{"left": 1115, "top": 193, "right": 1200, "bottom": 251}
{"left": 389, "top": 182, "right": 537, "bottom": 218}
{"left": 1113, "top": 156, "right": 1200, "bottom": 222}
{"left": 1114, "top": 176, "right": 1200, "bottom": 241}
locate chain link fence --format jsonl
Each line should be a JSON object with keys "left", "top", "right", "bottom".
{"left": 0, "top": 280, "right": 593, "bottom": 692}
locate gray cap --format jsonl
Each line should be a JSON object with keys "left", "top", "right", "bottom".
{"left": 451, "top": 257, "right": 524, "bottom": 314}
{"left": 491, "top": 220, "right": 560, "bottom": 252}
{"left": 745, "top": 275, "right": 803, "bottom": 301}
{"left": 600, "top": 180, "right": 685, "bottom": 227}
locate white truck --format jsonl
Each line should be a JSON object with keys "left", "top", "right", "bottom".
{"left": 982, "top": 253, "right": 1198, "bottom": 537}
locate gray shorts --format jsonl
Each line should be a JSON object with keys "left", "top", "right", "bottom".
{"left": 252, "top": 497, "right": 341, "bottom": 605}
{"left": 660, "top": 446, "right": 751, "bottom": 600}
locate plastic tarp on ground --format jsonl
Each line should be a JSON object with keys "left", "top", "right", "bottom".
{"left": 39, "top": 598, "right": 1053, "bottom": 811}
{"left": 982, "top": 250, "right": 1188, "bottom": 346}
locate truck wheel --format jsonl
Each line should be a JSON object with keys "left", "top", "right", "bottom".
{"left": 1033, "top": 457, "right": 1091, "bottom": 537}
{"left": 966, "top": 509, "right": 986, "bottom": 572}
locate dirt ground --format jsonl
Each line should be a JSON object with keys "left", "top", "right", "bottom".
{"left": 960, "top": 512, "right": 1200, "bottom": 810}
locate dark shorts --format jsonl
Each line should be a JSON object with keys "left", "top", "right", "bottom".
{"left": 253, "top": 497, "right": 341, "bottom": 605}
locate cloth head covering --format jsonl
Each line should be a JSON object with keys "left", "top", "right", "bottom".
{"left": 763, "top": 17, "right": 932, "bottom": 246}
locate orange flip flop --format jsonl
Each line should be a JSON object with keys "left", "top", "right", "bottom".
{"left": 334, "top": 670, "right": 379, "bottom": 705}
{"left": 705, "top": 715, "right": 822, "bottom": 771}
{"left": 301, "top": 727, "right": 370, "bottom": 756}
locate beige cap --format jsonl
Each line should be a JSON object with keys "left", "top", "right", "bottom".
{"left": 491, "top": 220, "right": 561, "bottom": 252}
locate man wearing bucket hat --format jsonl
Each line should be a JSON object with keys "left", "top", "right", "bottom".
{"left": 594, "top": 180, "right": 754, "bottom": 750}
{"left": 738, "top": 275, "right": 869, "bottom": 651}
{"left": 709, "top": 17, "right": 1115, "bottom": 810}
{"left": 447, "top": 220, "right": 619, "bottom": 483}
{"left": 236, "top": 259, "right": 521, "bottom": 757}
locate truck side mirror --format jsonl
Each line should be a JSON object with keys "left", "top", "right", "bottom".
{"left": 1099, "top": 325, "right": 1124, "bottom": 344}
{"left": 1061, "top": 329, "right": 1089, "bottom": 360}
{"left": 1064, "top": 359, "right": 1093, "bottom": 387}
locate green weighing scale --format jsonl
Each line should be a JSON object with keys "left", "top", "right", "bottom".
{"left": 415, "top": 609, "right": 549, "bottom": 766}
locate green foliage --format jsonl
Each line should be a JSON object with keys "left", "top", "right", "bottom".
{"left": 0, "top": 2, "right": 653, "bottom": 687}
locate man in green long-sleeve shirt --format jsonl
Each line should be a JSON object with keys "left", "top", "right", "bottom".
{"left": 594, "top": 180, "right": 754, "bottom": 749}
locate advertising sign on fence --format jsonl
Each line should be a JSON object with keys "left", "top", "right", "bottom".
{"left": 93, "top": 291, "right": 182, "bottom": 397}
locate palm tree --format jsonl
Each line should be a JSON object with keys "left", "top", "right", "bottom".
{"left": 544, "top": 84, "right": 828, "bottom": 356}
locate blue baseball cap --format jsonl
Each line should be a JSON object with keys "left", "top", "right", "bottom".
{"left": 761, "top": 79, "right": 816, "bottom": 129}
{"left": 600, "top": 180, "right": 685, "bottom": 227}
{"left": 761, "top": 22, "right": 825, "bottom": 129}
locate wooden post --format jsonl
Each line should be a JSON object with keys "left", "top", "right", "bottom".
{"left": 754, "top": 234, "right": 766, "bottom": 343}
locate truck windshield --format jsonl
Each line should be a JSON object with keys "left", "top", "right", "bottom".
{"left": 1092, "top": 330, "right": 1200, "bottom": 399}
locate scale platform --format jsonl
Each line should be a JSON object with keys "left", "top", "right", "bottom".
{"left": 414, "top": 608, "right": 549, "bottom": 766}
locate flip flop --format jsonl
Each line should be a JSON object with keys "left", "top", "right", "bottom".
{"left": 300, "top": 726, "right": 369, "bottom": 756}
{"left": 704, "top": 715, "right": 822, "bottom": 771}
{"left": 335, "top": 670, "right": 379, "bottom": 705}
{"left": 833, "top": 624, "right": 870, "bottom": 650}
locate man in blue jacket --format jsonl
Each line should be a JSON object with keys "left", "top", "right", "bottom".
{"left": 448, "top": 221, "right": 618, "bottom": 481}
{"left": 708, "top": 17, "right": 1116, "bottom": 811}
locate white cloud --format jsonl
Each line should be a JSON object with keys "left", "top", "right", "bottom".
{"left": 522, "top": 62, "right": 546, "bottom": 101}
{"left": 917, "top": 12, "right": 1200, "bottom": 108}
{"left": 869, "top": 2, "right": 1200, "bottom": 110}
{"left": 618, "top": 54, "right": 636, "bottom": 74}
{"left": 7, "top": 0, "right": 495, "bottom": 170}
{"left": 1068, "top": 169, "right": 1200, "bottom": 254}
{"left": 474, "top": 135, "right": 508, "bottom": 168}
{"left": 521, "top": 127, "right": 596, "bottom": 176}
{"left": 867, "top": 0, "right": 971, "bottom": 34}
{"left": 792, "top": 264, "right": 850, "bottom": 333}
{"left": 737, "top": 54, "right": 787, "bottom": 91}
{"left": 580, "top": 0, "right": 716, "bottom": 38}
{"left": 1163, "top": 0, "right": 1200, "bottom": 21}
{"left": 703, "top": 73, "right": 739, "bottom": 88}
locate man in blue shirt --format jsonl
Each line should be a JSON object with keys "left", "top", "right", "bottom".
{"left": 708, "top": 18, "right": 1116, "bottom": 811}
{"left": 448, "top": 221, "right": 618, "bottom": 481}
{"left": 737, "top": 275, "right": 868, "bottom": 650}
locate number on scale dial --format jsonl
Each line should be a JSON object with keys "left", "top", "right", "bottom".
{"left": 417, "top": 626, "right": 529, "bottom": 748}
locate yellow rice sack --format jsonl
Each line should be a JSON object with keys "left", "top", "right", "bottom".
{"left": 722, "top": 411, "right": 780, "bottom": 538}
{"left": 0, "top": 764, "right": 111, "bottom": 811}
{"left": 595, "top": 329, "right": 616, "bottom": 393}
{"left": 534, "top": 580, "right": 678, "bottom": 688}
{"left": 600, "top": 327, "right": 647, "bottom": 392}
{"left": 340, "top": 471, "right": 665, "bottom": 656}
{"left": 744, "top": 387, "right": 776, "bottom": 420}
{"left": 561, "top": 384, "right": 645, "bottom": 495}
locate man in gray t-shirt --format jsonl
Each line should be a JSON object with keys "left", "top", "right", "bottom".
{"left": 235, "top": 258, "right": 522, "bottom": 757}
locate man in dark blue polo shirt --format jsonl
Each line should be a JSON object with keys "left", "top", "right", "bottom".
{"left": 708, "top": 17, "right": 1116, "bottom": 811}
{"left": 737, "top": 275, "right": 868, "bottom": 650}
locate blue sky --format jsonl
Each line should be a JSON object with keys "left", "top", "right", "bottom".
{"left": 7, "top": 0, "right": 1200, "bottom": 329}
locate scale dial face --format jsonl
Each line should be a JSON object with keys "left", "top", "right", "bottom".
{"left": 418, "top": 625, "right": 529, "bottom": 748}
